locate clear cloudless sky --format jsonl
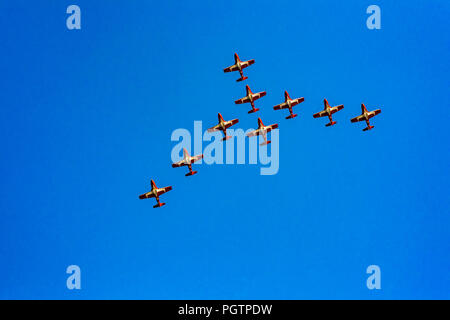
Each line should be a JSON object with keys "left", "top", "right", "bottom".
{"left": 0, "top": 0, "right": 449, "bottom": 299}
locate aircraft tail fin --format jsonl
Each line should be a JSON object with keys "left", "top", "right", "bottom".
{"left": 185, "top": 170, "right": 198, "bottom": 177}
{"left": 286, "top": 114, "right": 298, "bottom": 120}
{"left": 153, "top": 202, "right": 166, "bottom": 208}
{"left": 248, "top": 108, "right": 259, "bottom": 114}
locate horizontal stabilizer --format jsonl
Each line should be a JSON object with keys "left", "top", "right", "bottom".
{"left": 286, "top": 114, "right": 298, "bottom": 120}
{"left": 153, "top": 202, "right": 166, "bottom": 208}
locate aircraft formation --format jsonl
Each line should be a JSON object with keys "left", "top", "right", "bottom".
{"left": 139, "top": 52, "right": 382, "bottom": 208}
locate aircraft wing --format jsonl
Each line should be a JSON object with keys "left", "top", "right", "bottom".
{"left": 369, "top": 109, "right": 382, "bottom": 118}
{"left": 223, "top": 64, "right": 238, "bottom": 73}
{"left": 139, "top": 192, "right": 154, "bottom": 200}
{"left": 313, "top": 110, "right": 328, "bottom": 118}
{"left": 157, "top": 186, "right": 172, "bottom": 196}
{"left": 241, "top": 59, "right": 255, "bottom": 68}
{"left": 273, "top": 102, "right": 287, "bottom": 110}
{"left": 207, "top": 124, "right": 221, "bottom": 132}
{"left": 190, "top": 154, "right": 204, "bottom": 163}
{"left": 235, "top": 96, "right": 251, "bottom": 104}
{"left": 172, "top": 160, "right": 185, "bottom": 168}
{"left": 265, "top": 124, "right": 279, "bottom": 132}
{"left": 252, "top": 91, "right": 266, "bottom": 100}
{"left": 291, "top": 97, "right": 305, "bottom": 106}
{"left": 351, "top": 115, "right": 365, "bottom": 123}
{"left": 331, "top": 105, "right": 344, "bottom": 114}
{"left": 246, "top": 129, "right": 261, "bottom": 137}
{"left": 225, "top": 119, "right": 239, "bottom": 128}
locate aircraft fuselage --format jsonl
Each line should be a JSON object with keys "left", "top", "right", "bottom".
{"left": 183, "top": 156, "right": 192, "bottom": 165}
{"left": 365, "top": 111, "right": 377, "bottom": 120}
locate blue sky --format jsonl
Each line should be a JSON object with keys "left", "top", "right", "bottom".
{"left": 0, "top": 0, "right": 449, "bottom": 299}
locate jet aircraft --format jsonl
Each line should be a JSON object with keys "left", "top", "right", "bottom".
{"left": 138, "top": 179, "right": 172, "bottom": 208}
{"left": 313, "top": 99, "right": 344, "bottom": 126}
{"left": 273, "top": 91, "right": 305, "bottom": 119}
{"left": 235, "top": 85, "right": 266, "bottom": 114}
{"left": 207, "top": 113, "right": 239, "bottom": 141}
{"left": 172, "top": 148, "right": 204, "bottom": 176}
{"left": 247, "top": 118, "right": 279, "bottom": 146}
{"left": 223, "top": 53, "right": 255, "bottom": 82}
{"left": 350, "top": 103, "right": 381, "bottom": 131}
